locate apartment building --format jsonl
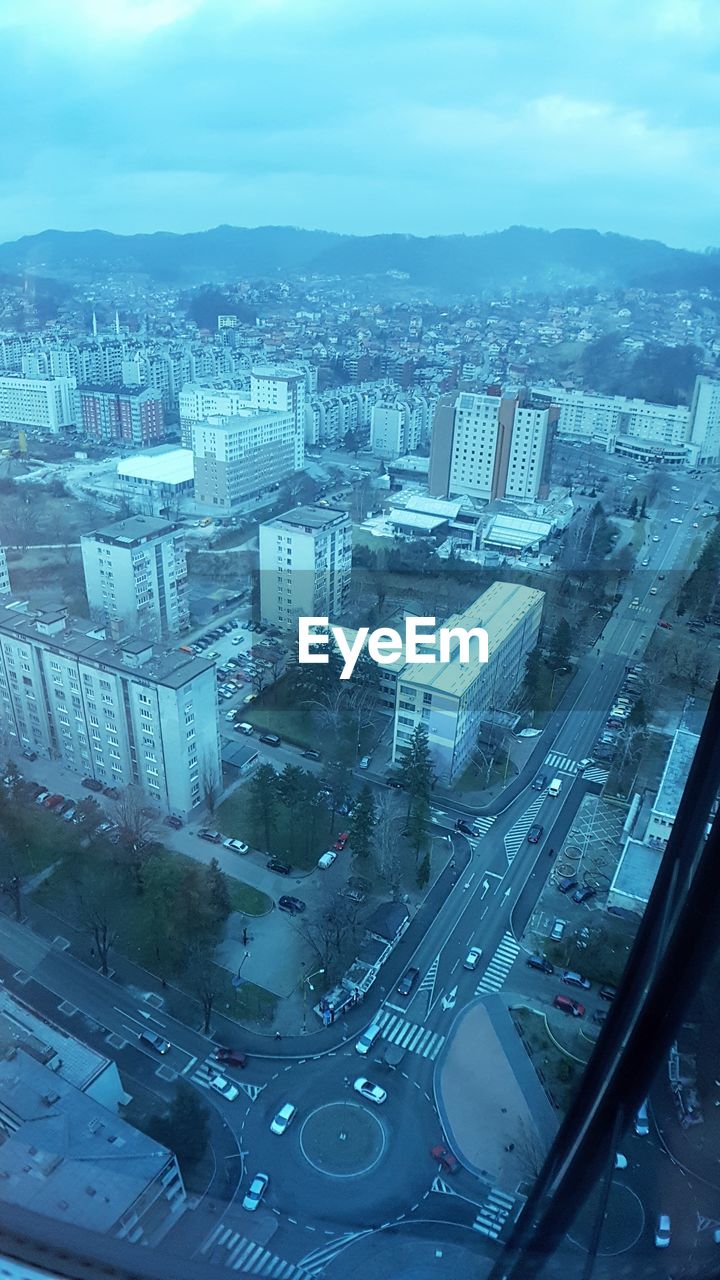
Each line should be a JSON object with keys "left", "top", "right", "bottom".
{"left": 0, "top": 1053, "right": 186, "bottom": 1245}
{"left": 429, "top": 390, "right": 555, "bottom": 503}
{"left": 178, "top": 382, "right": 250, "bottom": 447}
{"left": 81, "top": 516, "right": 189, "bottom": 641}
{"left": 689, "top": 376, "right": 720, "bottom": 465}
{"left": 391, "top": 582, "right": 544, "bottom": 784}
{"left": 0, "top": 605, "right": 221, "bottom": 817}
{"left": 531, "top": 385, "right": 691, "bottom": 453}
{"left": 259, "top": 506, "right": 352, "bottom": 631}
{"left": 0, "top": 374, "right": 77, "bottom": 433}
{"left": 76, "top": 385, "right": 164, "bottom": 447}
{"left": 250, "top": 365, "right": 306, "bottom": 469}
{"left": 0, "top": 547, "right": 10, "bottom": 597}
{"left": 192, "top": 409, "right": 299, "bottom": 508}
{"left": 370, "top": 404, "right": 408, "bottom": 459}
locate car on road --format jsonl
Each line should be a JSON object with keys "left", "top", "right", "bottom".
{"left": 553, "top": 995, "right": 585, "bottom": 1018}
{"left": 527, "top": 955, "right": 554, "bottom": 974}
{"left": 572, "top": 885, "right": 596, "bottom": 904}
{"left": 270, "top": 1103, "right": 296, "bottom": 1135}
{"left": 630, "top": 597, "right": 639, "bottom": 608}
{"left": 599, "top": 984, "right": 617, "bottom": 1001}
{"left": 635, "top": 1101, "right": 650, "bottom": 1135}
{"left": 455, "top": 818, "right": 474, "bottom": 836}
{"left": 242, "top": 1172, "right": 269, "bottom": 1211}
{"left": 641, "top": 558, "right": 650, "bottom": 567}
{"left": 333, "top": 832, "right": 349, "bottom": 851}
{"left": 209, "top": 1074, "right": 239, "bottom": 1102}
{"left": 214, "top": 1047, "right": 247, "bottom": 1069}
{"left": 430, "top": 1144, "right": 459, "bottom": 1173}
{"left": 259, "top": 733, "right": 281, "bottom": 747}
{"left": 164, "top": 815, "right": 183, "bottom": 830}
{"left": 199, "top": 829, "right": 222, "bottom": 844}
{"left": 463, "top": 946, "right": 483, "bottom": 970}
{"left": 278, "top": 895, "right": 306, "bottom": 914}
{"left": 223, "top": 837, "right": 249, "bottom": 854}
{"left": 397, "top": 967, "right": 420, "bottom": 997}
{"left": 658, "top": 620, "right": 672, "bottom": 630}
{"left": 318, "top": 851, "right": 337, "bottom": 869}
{"left": 551, "top": 918, "right": 566, "bottom": 941}
{"left": 353, "top": 1077, "right": 387, "bottom": 1105}
{"left": 359, "top": 755, "right": 371, "bottom": 769}
{"left": 557, "top": 876, "right": 579, "bottom": 895}
{"left": 139, "top": 1030, "right": 171, "bottom": 1054}
{"left": 236, "top": 722, "right": 254, "bottom": 735}
{"left": 386, "top": 777, "right": 404, "bottom": 789}
{"left": 654, "top": 1214, "right": 671, "bottom": 1249}
{"left": 82, "top": 777, "right": 103, "bottom": 792}
{"left": 531, "top": 774, "right": 547, "bottom": 792}
{"left": 267, "top": 858, "right": 291, "bottom": 875}
{"left": 649, "top": 586, "right": 657, "bottom": 595}
{"left": 562, "top": 970, "right": 591, "bottom": 990}
{"left": 527, "top": 823, "right": 544, "bottom": 844}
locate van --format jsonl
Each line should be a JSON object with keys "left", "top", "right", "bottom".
{"left": 259, "top": 733, "right": 281, "bottom": 747}
{"left": 548, "top": 778, "right": 562, "bottom": 797}
{"left": 355, "top": 1022, "right": 382, "bottom": 1055}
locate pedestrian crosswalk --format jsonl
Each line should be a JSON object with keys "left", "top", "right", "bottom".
{"left": 582, "top": 764, "right": 610, "bottom": 786}
{"left": 475, "top": 932, "right": 520, "bottom": 995}
{"left": 299, "top": 1230, "right": 374, "bottom": 1275}
{"left": 201, "top": 1224, "right": 313, "bottom": 1277}
{"left": 469, "top": 815, "right": 496, "bottom": 838}
{"left": 376, "top": 1008, "right": 445, "bottom": 1060}
{"left": 544, "top": 751, "right": 580, "bottom": 774}
{"left": 472, "top": 1188, "right": 521, "bottom": 1240}
{"left": 191, "top": 1057, "right": 264, "bottom": 1101}
{"left": 503, "top": 796, "right": 544, "bottom": 863}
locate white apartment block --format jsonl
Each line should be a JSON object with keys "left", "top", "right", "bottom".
{"left": 391, "top": 581, "right": 544, "bottom": 784}
{"left": 531, "top": 386, "right": 691, "bottom": 451}
{"left": 192, "top": 409, "right": 299, "bottom": 508}
{"left": 430, "top": 390, "right": 554, "bottom": 503}
{"left": 259, "top": 506, "right": 352, "bottom": 631}
{"left": 0, "top": 546, "right": 9, "bottom": 597}
{"left": 0, "top": 605, "right": 221, "bottom": 816}
{"left": 689, "top": 376, "right": 720, "bottom": 465}
{"left": 179, "top": 382, "right": 251, "bottom": 447}
{"left": 250, "top": 365, "right": 306, "bottom": 469}
{"left": 0, "top": 374, "right": 77, "bottom": 433}
{"left": 370, "top": 404, "right": 409, "bottom": 458}
{"left": 505, "top": 404, "right": 551, "bottom": 501}
{"left": 81, "top": 516, "right": 189, "bottom": 641}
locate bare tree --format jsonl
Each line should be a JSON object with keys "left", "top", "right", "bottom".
{"left": 201, "top": 754, "right": 220, "bottom": 816}
{"left": 299, "top": 892, "right": 363, "bottom": 982}
{"left": 85, "top": 901, "right": 117, "bottom": 977}
{"left": 511, "top": 1116, "right": 549, "bottom": 1180}
{"left": 373, "top": 791, "right": 404, "bottom": 895}
{"left": 115, "top": 786, "right": 160, "bottom": 894}
{"left": 186, "top": 945, "right": 221, "bottom": 1035}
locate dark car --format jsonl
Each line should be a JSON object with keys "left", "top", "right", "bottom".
{"left": 302, "top": 748, "right": 321, "bottom": 761}
{"left": 278, "top": 895, "right": 306, "bottom": 914}
{"left": 259, "top": 733, "right": 281, "bottom": 747}
{"left": 82, "top": 777, "right": 103, "bottom": 792}
{"left": 139, "top": 1030, "right": 171, "bottom": 1054}
{"left": 531, "top": 774, "right": 547, "bottom": 792}
{"left": 553, "top": 994, "right": 585, "bottom": 1018}
{"left": 526, "top": 954, "right": 554, "bottom": 975}
{"left": 199, "top": 829, "right": 222, "bottom": 844}
{"left": 267, "top": 858, "right": 291, "bottom": 875}
{"left": 599, "top": 984, "right": 617, "bottom": 1001}
{"left": 557, "top": 875, "right": 579, "bottom": 895}
{"left": 164, "top": 815, "right": 183, "bottom": 830}
{"left": 397, "top": 967, "right": 420, "bottom": 997}
{"left": 527, "top": 823, "right": 544, "bottom": 844}
{"left": 103, "top": 786, "right": 120, "bottom": 799}
{"left": 455, "top": 819, "right": 475, "bottom": 836}
{"left": 592, "top": 1008, "right": 608, "bottom": 1025}
{"left": 214, "top": 1046, "right": 247, "bottom": 1069}
{"left": 21, "top": 749, "right": 37, "bottom": 761}
{"left": 387, "top": 778, "right": 404, "bottom": 790}
{"left": 44, "top": 793, "right": 65, "bottom": 810}
{"left": 572, "top": 885, "right": 596, "bottom": 904}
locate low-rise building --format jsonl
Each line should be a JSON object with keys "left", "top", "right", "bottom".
{"left": 116, "top": 446, "right": 194, "bottom": 514}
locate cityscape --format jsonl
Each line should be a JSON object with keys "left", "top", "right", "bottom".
{"left": 1, "top": 4, "right": 720, "bottom": 1280}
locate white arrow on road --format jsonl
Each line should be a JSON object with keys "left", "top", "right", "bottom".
{"left": 480, "top": 879, "right": 490, "bottom": 899}
{"left": 441, "top": 986, "right": 458, "bottom": 1011}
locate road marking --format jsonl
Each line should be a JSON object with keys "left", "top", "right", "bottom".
{"left": 475, "top": 933, "right": 521, "bottom": 995}
{"left": 441, "top": 985, "right": 457, "bottom": 1012}
{"left": 503, "top": 797, "right": 544, "bottom": 864}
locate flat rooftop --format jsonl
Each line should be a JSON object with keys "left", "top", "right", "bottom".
{"left": 82, "top": 514, "right": 177, "bottom": 547}
{"left": 610, "top": 838, "right": 661, "bottom": 905}
{"left": 117, "top": 446, "right": 194, "bottom": 485}
{"left": 653, "top": 728, "right": 700, "bottom": 820}
{"left": 261, "top": 505, "right": 349, "bottom": 533}
{"left": 0, "top": 990, "right": 111, "bottom": 1094}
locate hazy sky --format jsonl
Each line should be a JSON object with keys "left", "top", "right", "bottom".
{"left": 1, "top": 0, "right": 718, "bottom": 248}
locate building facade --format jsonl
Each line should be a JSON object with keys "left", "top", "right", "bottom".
{"left": 370, "top": 404, "right": 408, "bottom": 458}
{"left": 689, "top": 376, "right": 720, "bottom": 466}
{"left": 250, "top": 365, "right": 306, "bottom": 470}
{"left": 192, "top": 409, "right": 299, "bottom": 508}
{"left": 0, "top": 374, "right": 77, "bottom": 433}
{"left": 259, "top": 506, "right": 352, "bottom": 630}
{"left": 0, "top": 605, "right": 221, "bottom": 816}
{"left": 391, "top": 581, "right": 544, "bottom": 784}
{"left": 0, "top": 547, "right": 9, "bottom": 597}
{"left": 81, "top": 516, "right": 189, "bottom": 641}
{"left": 178, "top": 382, "right": 250, "bottom": 448}
{"left": 429, "top": 390, "right": 554, "bottom": 503}
{"left": 76, "top": 385, "right": 164, "bottom": 447}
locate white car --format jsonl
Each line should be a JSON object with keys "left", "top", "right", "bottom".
{"left": 630, "top": 598, "right": 639, "bottom": 608}
{"left": 231, "top": 636, "right": 241, "bottom": 645}
{"left": 270, "top": 1103, "right": 296, "bottom": 1135}
{"left": 649, "top": 586, "right": 657, "bottom": 595}
{"left": 654, "top": 1214, "right": 671, "bottom": 1248}
{"left": 242, "top": 1172, "right": 269, "bottom": 1211}
{"left": 641, "top": 557, "right": 650, "bottom": 567}
{"left": 209, "top": 1074, "right": 239, "bottom": 1102}
{"left": 652, "top": 535, "right": 660, "bottom": 542}
{"left": 223, "top": 837, "right": 249, "bottom": 854}
{"left": 463, "top": 946, "right": 483, "bottom": 970}
{"left": 635, "top": 1100, "right": 649, "bottom": 1135}
{"left": 578, "top": 757, "right": 593, "bottom": 768}
{"left": 614, "top": 1152, "right": 627, "bottom": 1169}
{"left": 359, "top": 755, "right": 371, "bottom": 769}
{"left": 318, "top": 851, "right": 337, "bottom": 869}
{"left": 353, "top": 1077, "right": 387, "bottom": 1105}
{"left": 225, "top": 710, "right": 237, "bottom": 721}
{"left": 551, "top": 918, "right": 566, "bottom": 941}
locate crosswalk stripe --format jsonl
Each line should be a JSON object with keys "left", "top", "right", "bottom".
{"left": 376, "top": 1008, "right": 445, "bottom": 1060}
{"left": 299, "top": 1230, "right": 374, "bottom": 1273}
{"left": 475, "top": 932, "right": 520, "bottom": 994}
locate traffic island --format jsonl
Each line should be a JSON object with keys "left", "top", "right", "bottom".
{"left": 300, "top": 1101, "right": 386, "bottom": 1178}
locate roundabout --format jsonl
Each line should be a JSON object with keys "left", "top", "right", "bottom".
{"left": 300, "top": 1101, "right": 386, "bottom": 1177}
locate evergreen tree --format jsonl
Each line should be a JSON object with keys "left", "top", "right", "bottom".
{"left": 348, "top": 784, "right": 376, "bottom": 860}
{"left": 523, "top": 645, "right": 544, "bottom": 711}
{"left": 416, "top": 850, "right": 431, "bottom": 889}
{"left": 247, "top": 763, "right": 279, "bottom": 850}
{"left": 548, "top": 618, "right": 573, "bottom": 669}
{"left": 398, "top": 724, "right": 433, "bottom": 802}
{"left": 627, "top": 496, "right": 638, "bottom": 519}
{"left": 206, "top": 857, "right": 232, "bottom": 922}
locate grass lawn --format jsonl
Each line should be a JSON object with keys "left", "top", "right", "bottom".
{"left": 228, "top": 880, "right": 272, "bottom": 917}
{"left": 512, "top": 1006, "right": 586, "bottom": 1115}
{"left": 243, "top": 698, "right": 315, "bottom": 748}
{"left": 453, "top": 750, "right": 518, "bottom": 796}
{"left": 213, "top": 967, "right": 278, "bottom": 1026}
{"left": 0, "top": 800, "right": 89, "bottom": 879}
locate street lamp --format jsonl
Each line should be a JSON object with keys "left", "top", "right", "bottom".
{"left": 301, "top": 966, "right": 325, "bottom": 1033}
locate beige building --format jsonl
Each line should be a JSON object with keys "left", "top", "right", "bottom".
{"left": 192, "top": 409, "right": 298, "bottom": 508}
{"left": 259, "top": 506, "right": 352, "bottom": 631}
{"left": 429, "top": 390, "right": 555, "bottom": 503}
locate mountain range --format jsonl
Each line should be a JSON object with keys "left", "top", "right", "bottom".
{"left": 0, "top": 224, "right": 718, "bottom": 295}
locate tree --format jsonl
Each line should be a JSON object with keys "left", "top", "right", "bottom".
{"left": 523, "top": 645, "right": 544, "bottom": 713}
{"left": 201, "top": 754, "right": 219, "bottom": 816}
{"left": 115, "top": 787, "right": 160, "bottom": 894}
{"left": 373, "top": 790, "right": 404, "bottom": 892}
{"left": 207, "top": 857, "right": 232, "bottom": 922}
{"left": 627, "top": 496, "right": 638, "bottom": 519}
{"left": 416, "top": 850, "right": 431, "bottom": 889}
{"left": 146, "top": 1082, "right": 210, "bottom": 1170}
{"left": 639, "top": 496, "right": 648, "bottom": 519}
{"left": 628, "top": 697, "right": 648, "bottom": 728}
{"left": 186, "top": 945, "right": 221, "bottom": 1035}
{"left": 348, "top": 784, "right": 376, "bottom": 860}
{"left": 398, "top": 724, "right": 433, "bottom": 806}
{"left": 547, "top": 618, "right": 573, "bottom": 670}
{"left": 300, "top": 892, "right": 362, "bottom": 981}
{"left": 247, "top": 763, "right": 279, "bottom": 850}
{"left": 83, "top": 897, "right": 117, "bottom": 977}
{"left": 73, "top": 796, "right": 104, "bottom": 836}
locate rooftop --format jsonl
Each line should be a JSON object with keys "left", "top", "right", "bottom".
{"left": 610, "top": 838, "right": 662, "bottom": 905}
{"left": 117, "top": 446, "right": 194, "bottom": 486}
{"left": 83, "top": 515, "right": 178, "bottom": 547}
{"left": 261, "top": 505, "right": 350, "bottom": 533}
{"left": 653, "top": 728, "right": 700, "bottom": 819}
{"left": 0, "top": 990, "right": 114, "bottom": 1095}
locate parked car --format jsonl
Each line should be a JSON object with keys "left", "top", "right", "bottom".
{"left": 592, "top": 1008, "right": 607, "bottom": 1025}
{"left": 463, "top": 946, "right": 483, "bottom": 970}
{"left": 259, "top": 733, "right": 281, "bottom": 747}
{"left": 353, "top": 1077, "right": 387, "bottom": 1105}
{"left": 557, "top": 876, "right": 579, "bottom": 895}
{"left": 430, "top": 1144, "right": 459, "bottom": 1173}
{"left": 44, "top": 794, "right": 65, "bottom": 810}
{"left": 397, "top": 967, "right": 420, "bottom": 997}
{"left": 223, "top": 837, "right": 249, "bottom": 854}
{"left": 551, "top": 918, "right": 566, "bottom": 941}
{"left": 654, "top": 1214, "right": 671, "bottom": 1249}
{"left": 21, "top": 749, "right": 37, "bottom": 761}
{"left": 572, "top": 885, "right": 596, "bottom": 904}
{"left": 386, "top": 777, "right": 404, "bottom": 789}
{"left": 527, "top": 955, "right": 554, "bottom": 974}
{"left": 103, "top": 786, "right": 120, "bottom": 799}
{"left": 302, "top": 748, "right": 321, "bottom": 761}
{"left": 278, "top": 895, "right": 306, "bottom": 914}
{"left": 270, "top": 1103, "right": 296, "bottom": 1135}
{"left": 82, "top": 777, "right": 104, "bottom": 791}
{"left": 164, "top": 815, "right": 183, "bottom": 830}
{"left": 35, "top": 790, "right": 50, "bottom": 805}
{"left": 139, "top": 1030, "right": 171, "bottom": 1054}
{"left": 562, "top": 970, "right": 591, "bottom": 990}
{"left": 62, "top": 806, "right": 77, "bottom": 822}
{"left": 236, "top": 722, "right": 254, "bottom": 735}
{"left": 359, "top": 755, "right": 371, "bottom": 769}
{"left": 209, "top": 1074, "right": 239, "bottom": 1102}
{"left": 267, "top": 858, "right": 291, "bottom": 875}
{"left": 553, "top": 995, "right": 585, "bottom": 1018}
{"left": 599, "top": 984, "right": 617, "bottom": 1001}
{"left": 214, "top": 1047, "right": 247, "bottom": 1069}
{"left": 527, "top": 824, "right": 544, "bottom": 844}
{"left": 242, "top": 1172, "right": 269, "bottom": 1212}
{"left": 635, "top": 1101, "right": 650, "bottom": 1136}
{"left": 318, "top": 851, "right": 337, "bottom": 869}
{"left": 199, "top": 829, "right": 222, "bottom": 844}
{"left": 531, "top": 774, "right": 547, "bottom": 792}
{"left": 333, "top": 832, "right": 349, "bottom": 851}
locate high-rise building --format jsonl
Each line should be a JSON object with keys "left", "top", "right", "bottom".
{"left": 81, "top": 516, "right": 189, "bottom": 641}
{"left": 192, "top": 409, "right": 299, "bottom": 509}
{"left": 178, "top": 382, "right": 251, "bottom": 448}
{"left": 429, "top": 390, "right": 555, "bottom": 503}
{"left": 250, "top": 366, "right": 306, "bottom": 469}
{"left": 391, "top": 581, "right": 544, "bottom": 784}
{"left": 0, "top": 546, "right": 9, "bottom": 597}
{"left": 0, "top": 605, "right": 221, "bottom": 816}
{"left": 370, "top": 404, "right": 408, "bottom": 458}
{"left": 259, "top": 506, "right": 352, "bottom": 631}
{"left": 689, "top": 376, "right": 720, "bottom": 465}
{"left": 0, "top": 374, "right": 77, "bottom": 433}
{"left": 76, "top": 385, "right": 164, "bottom": 447}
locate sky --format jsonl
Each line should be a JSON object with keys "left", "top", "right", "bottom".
{"left": 0, "top": 0, "right": 719, "bottom": 249}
